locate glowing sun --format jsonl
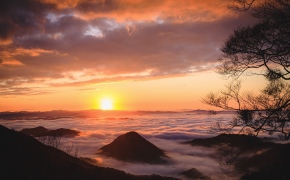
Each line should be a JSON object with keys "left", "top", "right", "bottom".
{"left": 100, "top": 98, "right": 113, "bottom": 110}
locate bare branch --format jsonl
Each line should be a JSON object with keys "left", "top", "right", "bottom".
{"left": 204, "top": 79, "right": 290, "bottom": 140}
{"left": 228, "top": 0, "right": 256, "bottom": 11}
{"left": 220, "top": 0, "right": 290, "bottom": 80}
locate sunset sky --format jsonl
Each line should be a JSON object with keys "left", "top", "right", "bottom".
{"left": 0, "top": 0, "right": 266, "bottom": 111}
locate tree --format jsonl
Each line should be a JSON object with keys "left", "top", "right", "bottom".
{"left": 228, "top": 0, "right": 256, "bottom": 11}
{"left": 218, "top": 0, "right": 290, "bottom": 80}
{"left": 204, "top": 0, "right": 290, "bottom": 139}
{"left": 204, "top": 79, "right": 290, "bottom": 140}
{"left": 203, "top": 1, "right": 290, "bottom": 177}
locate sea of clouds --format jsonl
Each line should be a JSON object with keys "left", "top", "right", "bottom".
{"left": 0, "top": 111, "right": 239, "bottom": 179}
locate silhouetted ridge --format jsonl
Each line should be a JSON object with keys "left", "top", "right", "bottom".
{"left": 0, "top": 125, "right": 177, "bottom": 180}
{"left": 99, "top": 131, "right": 168, "bottom": 163}
{"left": 238, "top": 143, "right": 290, "bottom": 180}
{"left": 186, "top": 134, "right": 290, "bottom": 179}
{"left": 20, "top": 126, "right": 80, "bottom": 137}
{"left": 186, "top": 134, "right": 276, "bottom": 151}
{"left": 180, "top": 168, "right": 211, "bottom": 180}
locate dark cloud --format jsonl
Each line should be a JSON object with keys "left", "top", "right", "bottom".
{"left": 0, "top": 0, "right": 56, "bottom": 43}
{"left": 14, "top": 14, "right": 251, "bottom": 73}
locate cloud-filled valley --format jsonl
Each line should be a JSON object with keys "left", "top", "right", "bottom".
{"left": 0, "top": 111, "right": 240, "bottom": 179}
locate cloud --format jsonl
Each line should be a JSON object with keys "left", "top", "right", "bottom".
{"left": 0, "top": 112, "right": 243, "bottom": 178}
{"left": 13, "top": 17, "right": 240, "bottom": 73}
{"left": 0, "top": 87, "right": 51, "bottom": 96}
{"left": 0, "top": 0, "right": 255, "bottom": 95}
{"left": 44, "top": 0, "right": 234, "bottom": 22}
{"left": 0, "top": 0, "right": 56, "bottom": 44}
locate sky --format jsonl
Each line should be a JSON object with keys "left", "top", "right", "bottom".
{"left": 0, "top": 0, "right": 266, "bottom": 111}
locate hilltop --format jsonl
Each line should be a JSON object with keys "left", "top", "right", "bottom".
{"left": 20, "top": 126, "right": 80, "bottom": 137}
{"left": 99, "top": 131, "right": 168, "bottom": 164}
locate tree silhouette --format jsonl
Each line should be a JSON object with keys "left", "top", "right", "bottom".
{"left": 219, "top": 0, "right": 290, "bottom": 80}
{"left": 204, "top": 79, "right": 290, "bottom": 140}
{"left": 203, "top": 1, "right": 290, "bottom": 177}
{"left": 228, "top": 0, "right": 256, "bottom": 11}
{"left": 204, "top": 0, "right": 290, "bottom": 139}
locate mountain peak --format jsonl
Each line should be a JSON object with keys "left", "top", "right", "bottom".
{"left": 99, "top": 131, "right": 168, "bottom": 164}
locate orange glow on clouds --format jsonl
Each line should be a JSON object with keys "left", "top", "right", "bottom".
{"left": 0, "top": 0, "right": 266, "bottom": 112}
{"left": 44, "top": 0, "right": 233, "bottom": 22}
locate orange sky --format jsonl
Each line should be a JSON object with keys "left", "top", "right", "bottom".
{"left": 0, "top": 0, "right": 266, "bottom": 111}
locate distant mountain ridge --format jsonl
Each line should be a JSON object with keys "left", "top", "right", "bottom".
{"left": 0, "top": 109, "right": 233, "bottom": 120}
{"left": 180, "top": 168, "right": 211, "bottom": 180}
{"left": 99, "top": 131, "right": 168, "bottom": 164}
{"left": 20, "top": 126, "right": 80, "bottom": 137}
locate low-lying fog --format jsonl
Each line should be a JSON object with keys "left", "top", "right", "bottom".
{"left": 0, "top": 111, "right": 243, "bottom": 179}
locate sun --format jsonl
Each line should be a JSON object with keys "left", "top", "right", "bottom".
{"left": 100, "top": 98, "right": 113, "bottom": 110}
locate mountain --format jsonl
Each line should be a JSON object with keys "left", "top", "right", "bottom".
{"left": 20, "top": 126, "right": 80, "bottom": 137}
{"left": 0, "top": 125, "right": 177, "bottom": 180}
{"left": 186, "top": 133, "right": 290, "bottom": 179}
{"left": 180, "top": 168, "right": 211, "bottom": 180}
{"left": 186, "top": 133, "right": 277, "bottom": 151}
{"left": 238, "top": 143, "right": 290, "bottom": 180}
{"left": 99, "top": 131, "right": 168, "bottom": 163}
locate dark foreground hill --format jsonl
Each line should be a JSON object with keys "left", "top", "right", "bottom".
{"left": 187, "top": 133, "right": 290, "bottom": 179}
{"left": 238, "top": 143, "right": 290, "bottom": 180}
{"left": 20, "top": 126, "right": 80, "bottom": 137}
{"left": 0, "top": 125, "right": 177, "bottom": 180}
{"left": 99, "top": 131, "right": 168, "bottom": 164}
